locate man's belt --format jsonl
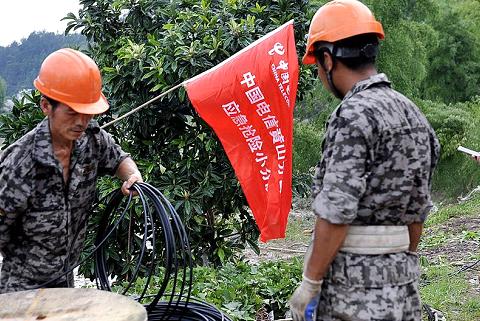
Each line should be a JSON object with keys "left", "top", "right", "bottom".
{"left": 340, "top": 225, "right": 410, "bottom": 255}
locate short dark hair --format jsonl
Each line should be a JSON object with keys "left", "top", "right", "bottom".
{"left": 313, "top": 33, "right": 379, "bottom": 70}
{"left": 43, "top": 96, "right": 60, "bottom": 110}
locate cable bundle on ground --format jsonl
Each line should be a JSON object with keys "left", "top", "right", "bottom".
{"left": 423, "top": 304, "right": 446, "bottom": 321}
{"left": 147, "top": 297, "right": 234, "bottom": 321}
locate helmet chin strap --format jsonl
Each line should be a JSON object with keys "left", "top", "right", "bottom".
{"left": 321, "top": 46, "right": 344, "bottom": 99}
{"left": 326, "top": 69, "right": 343, "bottom": 100}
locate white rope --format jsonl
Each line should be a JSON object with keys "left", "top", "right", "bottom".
{"left": 100, "top": 82, "right": 186, "bottom": 129}
{"left": 457, "top": 185, "right": 480, "bottom": 203}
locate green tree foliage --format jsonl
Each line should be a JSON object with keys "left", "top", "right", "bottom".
{"left": 421, "top": 2, "right": 480, "bottom": 103}
{"left": 0, "top": 32, "right": 85, "bottom": 97}
{"left": 307, "top": 0, "right": 437, "bottom": 98}
{"left": 62, "top": 0, "right": 313, "bottom": 271}
{"left": 0, "top": 90, "right": 43, "bottom": 145}
{"left": 363, "top": 0, "right": 437, "bottom": 98}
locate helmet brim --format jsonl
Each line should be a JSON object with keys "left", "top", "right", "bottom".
{"left": 64, "top": 93, "right": 109, "bottom": 115}
{"left": 302, "top": 53, "right": 316, "bottom": 65}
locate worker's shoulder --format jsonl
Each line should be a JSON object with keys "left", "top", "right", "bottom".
{"left": 341, "top": 86, "right": 418, "bottom": 120}
{"left": 345, "top": 83, "right": 398, "bottom": 104}
{"left": 355, "top": 84, "right": 416, "bottom": 109}
{"left": 335, "top": 92, "right": 380, "bottom": 127}
{"left": 0, "top": 129, "right": 37, "bottom": 178}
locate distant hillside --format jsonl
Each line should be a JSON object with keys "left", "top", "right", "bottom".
{"left": 0, "top": 31, "right": 86, "bottom": 96}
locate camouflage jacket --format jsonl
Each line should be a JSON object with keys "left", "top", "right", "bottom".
{"left": 0, "top": 118, "right": 128, "bottom": 293}
{"left": 312, "top": 73, "right": 440, "bottom": 226}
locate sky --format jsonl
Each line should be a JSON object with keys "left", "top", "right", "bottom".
{"left": 0, "top": 0, "right": 82, "bottom": 47}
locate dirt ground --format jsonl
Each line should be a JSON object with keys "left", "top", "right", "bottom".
{"left": 420, "top": 215, "right": 480, "bottom": 296}
{"left": 421, "top": 216, "right": 480, "bottom": 262}
{"left": 243, "top": 206, "right": 314, "bottom": 264}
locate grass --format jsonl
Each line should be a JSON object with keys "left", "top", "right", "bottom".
{"left": 426, "top": 191, "right": 480, "bottom": 227}
{"left": 419, "top": 192, "right": 480, "bottom": 320}
{"left": 282, "top": 213, "right": 315, "bottom": 243}
{"left": 420, "top": 262, "right": 480, "bottom": 321}
{"left": 419, "top": 230, "right": 450, "bottom": 250}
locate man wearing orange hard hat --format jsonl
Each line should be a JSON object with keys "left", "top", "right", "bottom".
{"left": 0, "top": 48, "right": 142, "bottom": 293}
{"left": 289, "top": 1, "right": 440, "bottom": 320}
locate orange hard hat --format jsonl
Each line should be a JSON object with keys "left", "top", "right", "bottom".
{"left": 303, "top": 0, "right": 384, "bottom": 65}
{"left": 34, "top": 48, "right": 109, "bottom": 114}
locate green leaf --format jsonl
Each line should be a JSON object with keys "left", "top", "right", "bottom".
{"left": 150, "top": 83, "right": 163, "bottom": 92}
{"left": 217, "top": 247, "right": 225, "bottom": 263}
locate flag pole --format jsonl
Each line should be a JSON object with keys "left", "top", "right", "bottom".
{"left": 100, "top": 81, "right": 186, "bottom": 129}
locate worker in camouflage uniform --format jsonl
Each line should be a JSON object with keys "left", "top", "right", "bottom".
{"left": 0, "top": 48, "right": 143, "bottom": 293}
{"left": 289, "top": 1, "right": 440, "bottom": 320}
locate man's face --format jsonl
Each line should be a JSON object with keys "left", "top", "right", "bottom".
{"left": 42, "top": 99, "right": 93, "bottom": 142}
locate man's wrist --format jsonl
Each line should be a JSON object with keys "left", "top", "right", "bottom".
{"left": 302, "top": 273, "right": 323, "bottom": 291}
{"left": 303, "top": 273, "right": 323, "bottom": 284}
{"left": 130, "top": 172, "right": 142, "bottom": 179}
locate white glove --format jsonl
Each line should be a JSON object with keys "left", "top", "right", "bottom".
{"left": 289, "top": 274, "right": 323, "bottom": 321}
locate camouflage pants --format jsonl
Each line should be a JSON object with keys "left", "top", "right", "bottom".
{"left": 316, "top": 251, "right": 422, "bottom": 321}
{"left": 0, "top": 261, "right": 74, "bottom": 294}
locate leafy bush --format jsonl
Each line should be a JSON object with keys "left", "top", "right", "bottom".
{"left": 0, "top": 90, "right": 43, "bottom": 146}
{"left": 114, "top": 258, "right": 303, "bottom": 321}
{"left": 293, "top": 121, "right": 322, "bottom": 174}
{"left": 417, "top": 99, "right": 472, "bottom": 160}
{"left": 417, "top": 97, "right": 480, "bottom": 200}
{"left": 292, "top": 171, "right": 313, "bottom": 199}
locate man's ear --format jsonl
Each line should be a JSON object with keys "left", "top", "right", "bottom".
{"left": 322, "top": 51, "right": 334, "bottom": 73}
{"left": 39, "top": 97, "right": 52, "bottom": 116}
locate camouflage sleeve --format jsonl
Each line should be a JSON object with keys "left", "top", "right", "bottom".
{"left": 0, "top": 165, "right": 29, "bottom": 251}
{"left": 97, "top": 129, "right": 130, "bottom": 177}
{"left": 312, "top": 116, "right": 370, "bottom": 224}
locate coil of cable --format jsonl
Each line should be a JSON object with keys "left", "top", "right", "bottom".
{"left": 93, "top": 182, "right": 233, "bottom": 321}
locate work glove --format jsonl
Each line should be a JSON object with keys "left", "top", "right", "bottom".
{"left": 289, "top": 274, "right": 323, "bottom": 321}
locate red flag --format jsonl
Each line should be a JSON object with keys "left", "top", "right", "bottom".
{"left": 184, "top": 21, "right": 298, "bottom": 242}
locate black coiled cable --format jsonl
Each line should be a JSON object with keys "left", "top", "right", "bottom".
{"left": 147, "top": 297, "right": 233, "bottom": 321}
{"left": 93, "top": 182, "right": 232, "bottom": 321}
{"left": 423, "top": 303, "right": 445, "bottom": 321}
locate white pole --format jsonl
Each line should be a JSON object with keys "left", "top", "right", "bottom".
{"left": 100, "top": 81, "right": 186, "bottom": 129}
